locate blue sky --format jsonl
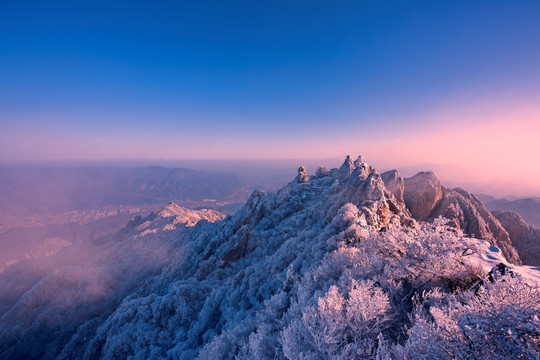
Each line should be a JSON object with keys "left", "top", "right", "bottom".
{"left": 1, "top": 0, "right": 540, "bottom": 188}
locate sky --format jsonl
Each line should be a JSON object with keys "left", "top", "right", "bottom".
{"left": 1, "top": 1, "right": 540, "bottom": 195}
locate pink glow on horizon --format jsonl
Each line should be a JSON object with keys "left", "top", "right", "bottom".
{"left": 354, "top": 105, "right": 540, "bottom": 197}
{"left": 1, "top": 103, "right": 539, "bottom": 197}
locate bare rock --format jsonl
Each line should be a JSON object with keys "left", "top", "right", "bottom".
{"left": 296, "top": 166, "right": 309, "bottom": 183}
{"left": 221, "top": 226, "right": 250, "bottom": 265}
{"left": 492, "top": 210, "right": 540, "bottom": 266}
{"left": 401, "top": 172, "right": 521, "bottom": 265}
{"left": 431, "top": 188, "right": 521, "bottom": 265}
{"left": 403, "top": 172, "right": 445, "bottom": 220}
{"left": 381, "top": 170, "right": 405, "bottom": 206}
{"left": 335, "top": 155, "right": 355, "bottom": 181}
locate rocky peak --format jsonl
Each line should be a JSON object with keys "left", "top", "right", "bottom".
{"left": 348, "top": 156, "right": 371, "bottom": 186}
{"left": 400, "top": 172, "right": 521, "bottom": 265}
{"left": 403, "top": 171, "right": 445, "bottom": 221}
{"left": 156, "top": 201, "right": 225, "bottom": 227}
{"left": 492, "top": 210, "right": 540, "bottom": 266}
{"left": 157, "top": 201, "right": 186, "bottom": 218}
{"left": 353, "top": 155, "right": 365, "bottom": 167}
{"left": 295, "top": 166, "right": 309, "bottom": 183}
{"left": 233, "top": 157, "right": 523, "bottom": 265}
{"left": 335, "top": 155, "right": 356, "bottom": 181}
{"left": 381, "top": 170, "right": 405, "bottom": 206}
{"left": 290, "top": 156, "right": 410, "bottom": 230}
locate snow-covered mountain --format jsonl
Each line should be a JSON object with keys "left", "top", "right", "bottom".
{"left": 0, "top": 156, "right": 538, "bottom": 359}
{"left": 400, "top": 171, "right": 521, "bottom": 264}
{"left": 0, "top": 203, "right": 225, "bottom": 359}
{"left": 397, "top": 171, "right": 539, "bottom": 266}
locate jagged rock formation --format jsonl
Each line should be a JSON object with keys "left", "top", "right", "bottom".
{"left": 157, "top": 202, "right": 225, "bottom": 226}
{"left": 295, "top": 166, "right": 309, "bottom": 183}
{"left": 381, "top": 170, "right": 405, "bottom": 206}
{"left": 403, "top": 171, "right": 444, "bottom": 220}
{"left": 430, "top": 188, "right": 521, "bottom": 265}
{"left": 399, "top": 173, "right": 521, "bottom": 265}
{"left": 492, "top": 210, "right": 540, "bottom": 266}
{"left": 0, "top": 156, "right": 537, "bottom": 360}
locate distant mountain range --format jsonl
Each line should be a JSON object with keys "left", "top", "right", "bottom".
{"left": 0, "top": 166, "right": 253, "bottom": 214}
{"left": 476, "top": 194, "right": 540, "bottom": 228}
{"left": 0, "top": 156, "right": 538, "bottom": 359}
{"left": 0, "top": 165, "right": 289, "bottom": 277}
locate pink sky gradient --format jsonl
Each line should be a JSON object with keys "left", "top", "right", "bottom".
{"left": 2, "top": 102, "right": 539, "bottom": 198}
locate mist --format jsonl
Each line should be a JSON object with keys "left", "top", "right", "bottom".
{"left": 0, "top": 164, "right": 279, "bottom": 358}
{"left": 0, "top": 210, "right": 185, "bottom": 359}
{"left": 1, "top": 156, "right": 538, "bottom": 358}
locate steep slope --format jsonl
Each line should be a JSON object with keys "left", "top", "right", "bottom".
{"left": 399, "top": 172, "right": 521, "bottom": 264}
{"left": 0, "top": 204, "right": 224, "bottom": 360}
{"left": 430, "top": 188, "right": 521, "bottom": 264}
{"left": 63, "top": 156, "right": 407, "bottom": 359}
{"left": 0, "top": 157, "right": 537, "bottom": 360}
{"left": 492, "top": 210, "right": 540, "bottom": 266}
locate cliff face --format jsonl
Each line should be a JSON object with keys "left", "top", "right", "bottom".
{"left": 492, "top": 210, "right": 540, "bottom": 266}
{"left": 430, "top": 188, "right": 521, "bottom": 265}
{"left": 403, "top": 171, "right": 445, "bottom": 221}
{"left": 2, "top": 156, "right": 537, "bottom": 360}
{"left": 392, "top": 172, "right": 522, "bottom": 265}
{"left": 380, "top": 170, "right": 405, "bottom": 207}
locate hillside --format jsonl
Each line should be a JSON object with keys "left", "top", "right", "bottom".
{"left": 0, "top": 156, "right": 538, "bottom": 359}
{"left": 0, "top": 166, "right": 250, "bottom": 216}
{"left": 0, "top": 165, "right": 283, "bottom": 274}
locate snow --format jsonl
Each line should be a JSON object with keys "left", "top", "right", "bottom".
{"left": 468, "top": 238, "right": 540, "bottom": 286}
{"left": 0, "top": 157, "right": 538, "bottom": 359}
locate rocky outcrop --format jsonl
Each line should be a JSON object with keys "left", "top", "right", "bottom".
{"left": 403, "top": 172, "right": 445, "bottom": 220}
{"left": 296, "top": 166, "right": 309, "bottom": 183}
{"left": 157, "top": 202, "right": 225, "bottom": 226}
{"left": 329, "top": 156, "right": 409, "bottom": 229}
{"left": 400, "top": 172, "right": 521, "bottom": 265}
{"left": 492, "top": 211, "right": 540, "bottom": 266}
{"left": 381, "top": 170, "right": 405, "bottom": 206}
{"left": 430, "top": 188, "right": 521, "bottom": 265}
{"left": 335, "top": 155, "right": 357, "bottom": 182}
{"left": 221, "top": 226, "right": 250, "bottom": 265}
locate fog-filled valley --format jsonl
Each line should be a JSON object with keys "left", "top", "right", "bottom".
{"left": 4, "top": 0, "right": 540, "bottom": 358}
{"left": 0, "top": 157, "right": 539, "bottom": 359}
{"left": 0, "top": 164, "right": 293, "bottom": 272}
{"left": 0, "top": 163, "right": 288, "bottom": 346}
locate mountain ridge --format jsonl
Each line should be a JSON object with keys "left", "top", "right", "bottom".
{"left": 0, "top": 156, "right": 538, "bottom": 359}
{"left": 483, "top": 196, "right": 540, "bottom": 228}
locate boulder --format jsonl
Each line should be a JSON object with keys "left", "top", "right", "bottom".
{"left": 403, "top": 171, "right": 444, "bottom": 220}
